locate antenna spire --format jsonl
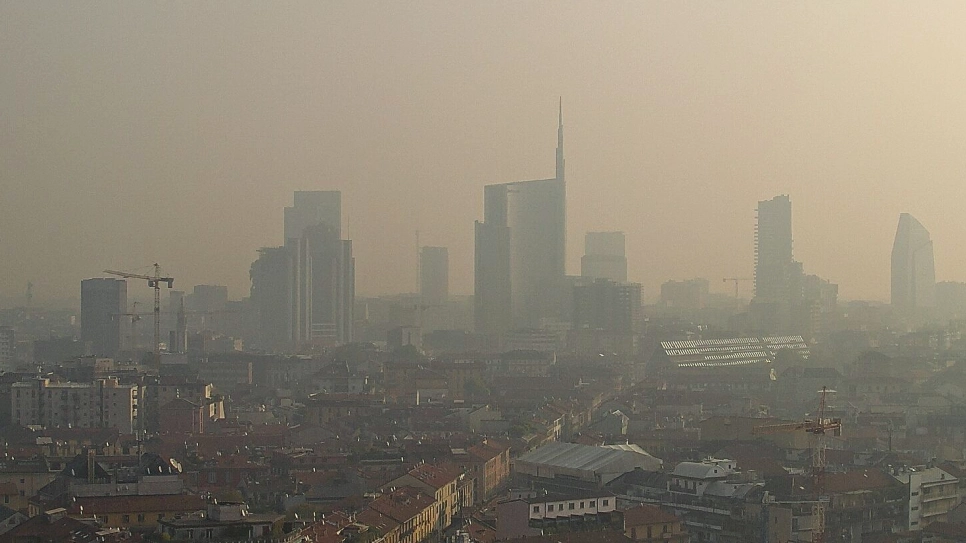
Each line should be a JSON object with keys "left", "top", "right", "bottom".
{"left": 556, "top": 97, "right": 565, "bottom": 181}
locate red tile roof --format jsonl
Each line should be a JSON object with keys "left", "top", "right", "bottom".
{"left": 68, "top": 494, "right": 207, "bottom": 515}
{"left": 622, "top": 504, "right": 679, "bottom": 528}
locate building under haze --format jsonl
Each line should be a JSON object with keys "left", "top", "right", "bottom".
{"left": 250, "top": 191, "right": 354, "bottom": 351}
{"left": 891, "top": 213, "right": 936, "bottom": 315}
{"left": 754, "top": 195, "right": 800, "bottom": 304}
{"left": 581, "top": 232, "right": 627, "bottom": 283}
{"left": 475, "top": 102, "right": 567, "bottom": 337}
{"left": 81, "top": 278, "right": 127, "bottom": 357}
{"left": 420, "top": 246, "right": 449, "bottom": 306}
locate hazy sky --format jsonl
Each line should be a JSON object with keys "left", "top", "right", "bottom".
{"left": 4, "top": 1, "right": 966, "bottom": 304}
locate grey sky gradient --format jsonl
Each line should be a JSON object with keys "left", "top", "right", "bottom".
{"left": 3, "top": 1, "right": 966, "bottom": 304}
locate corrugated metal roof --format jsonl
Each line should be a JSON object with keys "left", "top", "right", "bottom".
{"left": 517, "top": 442, "right": 656, "bottom": 472}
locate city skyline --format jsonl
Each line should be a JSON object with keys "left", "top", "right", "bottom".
{"left": 5, "top": 3, "right": 966, "bottom": 304}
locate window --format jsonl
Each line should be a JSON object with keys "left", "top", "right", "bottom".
{"left": 548, "top": 505, "right": 554, "bottom": 512}
{"left": 137, "top": 514, "right": 145, "bottom": 523}
{"left": 579, "top": 501, "right": 584, "bottom": 509}
{"left": 568, "top": 503, "right": 575, "bottom": 510}
{"left": 590, "top": 500, "right": 596, "bottom": 508}
{"left": 533, "top": 506, "right": 539, "bottom": 513}
{"left": 2, "top": 496, "right": 7, "bottom": 504}
{"left": 602, "top": 499, "right": 609, "bottom": 507}
{"left": 123, "top": 515, "right": 130, "bottom": 523}
{"left": 157, "top": 514, "right": 164, "bottom": 520}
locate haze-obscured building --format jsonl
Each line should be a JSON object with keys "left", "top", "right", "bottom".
{"left": 891, "top": 213, "right": 936, "bottom": 315}
{"left": 420, "top": 246, "right": 449, "bottom": 306}
{"left": 80, "top": 278, "right": 127, "bottom": 358}
{"left": 581, "top": 232, "right": 627, "bottom": 283}
{"left": 475, "top": 103, "right": 566, "bottom": 337}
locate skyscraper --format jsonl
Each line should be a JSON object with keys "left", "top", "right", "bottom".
{"left": 475, "top": 101, "right": 566, "bottom": 335}
{"left": 581, "top": 232, "right": 627, "bottom": 283}
{"left": 284, "top": 190, "right": 341, "bottom": 240}
{"left": 891, "top": 213, "right": 935, "bottom": 314}
{"left": 81, "top": 278, "right": 128, "bottom": 357}
{"left": 250, "top": 191, "right": 354, "bottom": 351}
{"left": 754, "top": 195, "right": 799, "bottom": 303}
{"left": 420, "top": 246, "right": 449, "bottom": 306}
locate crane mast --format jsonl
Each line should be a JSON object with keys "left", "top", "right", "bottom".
{"left": 753, "top": 387, "right": 841, "bottom": 543}
{"left": 104, "top": 264, "right": 174, "bottom": 367}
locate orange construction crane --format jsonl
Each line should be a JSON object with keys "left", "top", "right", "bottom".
{"left": 104, "top": 264, "right": 174, "bottom": 365}
{"left": 753, "top": 387, "right": 841, "bottom": 543}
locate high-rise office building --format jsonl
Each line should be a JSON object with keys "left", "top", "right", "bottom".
{"left": 191, "top": 285, "right": 228, "bottom": 313}
{"left": 305, "top": 223, "right": 354, "bottom": 344}
{"left": 284, "top": 190, "right": 341, "bottom": 240}
{"left": 250, "top": 191, "right": 354, "bottom": 351}
{"left": 573, "top": 279, "right": 642, "bottom": 333}
{"left": 581, "top": 232, "right": 627, "bottom": 283}
{"left": 250, "top": 246, "right": 294, "bottom": 351}
{"left": 891, "top": 213, "right": 935, "bottom": 314}
{"left": 475, "top": 101, "right": 567, "bottom": 335}
{"left": 754, "top": 195, "right": 797, "bottom": 303}
{"left": 81, "top": 278, "right": 128, "bottom": 357}
{"left": 420, "top": 246, "right": 449, "bottom": 306}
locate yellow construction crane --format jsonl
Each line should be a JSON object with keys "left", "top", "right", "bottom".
{"left": 753, "top": 387, "right": 842, "bottom": 543}
{"left": 104, "top": 264, "right": 174, "bottom": 365}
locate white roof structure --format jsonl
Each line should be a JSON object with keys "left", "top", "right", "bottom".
{"left": 515, "top": 442, "right": 662, "bottom": 486}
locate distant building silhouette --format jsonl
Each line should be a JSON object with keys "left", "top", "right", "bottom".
{"left": 891, "top": 213, "right": 935, "bottom": 314}
{"left": 573, "top": 278, "right": 642, "bottom": 333}
{"left": 581, "top": 232, "right": 627, "bottom": 283}
{"left": 250, "top": 191, "right": 354, "bottom": 351}
{"left": 81, "top": 278, "right": 127, "bottom": 357}
{"left": 660, "top": 278, "right": 709, "bottom": 310}
{"left": 754, "top": 195, "right": 801, "bottom": 304}
{"left": 475, "top": 101, "right": 567, "bottom": 336}
{"left": 420, "top": 246, "right": 449, "bottom": 306}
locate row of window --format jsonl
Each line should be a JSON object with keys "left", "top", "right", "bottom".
{"left": 533, "top": 499, "right": 609, "bottom": 514}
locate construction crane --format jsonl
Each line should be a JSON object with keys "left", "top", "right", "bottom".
{"left": 753, "top": 387, "right": 842, "bottom": 543}
{"left": 104, "top": 264, "right": 174, "bottom": 364}
{"left": 722, "top": 277, "right": 753, "bottom": 299}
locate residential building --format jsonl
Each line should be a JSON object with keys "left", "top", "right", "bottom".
{"left": 892, "top": 466, "right": 960, "bottom": 531}
{"left": 11, "top": 378, "right": 138, "bottom": 433}
{"left": 158, "top": 501, "right": 282, "bottom": 540}
{"left": 622, "top": 503, "right": 688, "bottom": 543}
{"left": 383, "top": 463, "right": 464, "bottom": 534}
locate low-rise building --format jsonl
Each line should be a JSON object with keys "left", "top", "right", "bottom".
{"left": 622, "top": 503, "right": 687, "bottom": 542}
{"left": 158, "top": 502, "right": 283, "bottom": 541}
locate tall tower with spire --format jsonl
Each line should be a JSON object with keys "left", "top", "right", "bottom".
{"left": 556, "top": 97, "right": 565, "bottom": 181}
{"left": 475, "top": 101, "right": 568, "bottom": 336}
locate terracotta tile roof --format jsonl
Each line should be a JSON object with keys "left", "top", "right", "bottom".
{"left": 407, "top": 463, "right": 462, "bottom": 490}
{"left": 69, "top": 494, "right": 207, "bottom": 515}
{"left": 622, "top": 504, "right": 679, "bottom": 528}
{"left": 368, "top": 487, "right": 435, "bottom": 524}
